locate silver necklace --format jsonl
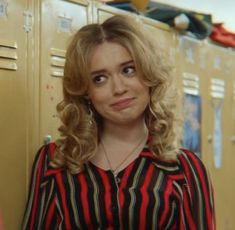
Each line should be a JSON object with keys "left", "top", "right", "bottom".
{"left": 101, "top": 134, "right": 147, "bottom": 176}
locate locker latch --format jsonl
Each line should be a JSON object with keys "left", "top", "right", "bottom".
{"left": 23, "top": 11, "right": 33, "bottom": 32}
{"left": 44, "top": 135, "right": 52, "bottom": 145}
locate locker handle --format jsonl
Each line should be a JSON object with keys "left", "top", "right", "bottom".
{"left": 44, "top": 135, "right": 52, "bottom": 145}
{"left": 231, "top": 136, "right": 235, "bottom": 143}
{"left": 207, "top": 135, "right": 213, "bottom": 143}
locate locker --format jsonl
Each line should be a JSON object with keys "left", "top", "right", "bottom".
{"left": 39, "top": 0, "right": 92, "bottom": 145}
{"left": 174, "top": 36, "right": 208, "bottom": 161}
{"left": 0, "top": 0, "right": 29, "bottom": 229}
{"left": 205, "top": 44, "right": 233, "bottom": 230}
{"left": 229, "top": 50, "right": 235, "bottom": 229}
{"left": 224, "top": 49, "right": 235, "bottom": 229}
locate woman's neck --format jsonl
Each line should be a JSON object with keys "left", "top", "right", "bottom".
{"left": 90, "top": 117, "right": 149, "bottom": 173}
{"left": 101, "top": 117, "right": 148, "bottom": 143}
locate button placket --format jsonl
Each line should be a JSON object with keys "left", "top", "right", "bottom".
{"left": 108, "top": 171, "right": 121, "bottom": 229}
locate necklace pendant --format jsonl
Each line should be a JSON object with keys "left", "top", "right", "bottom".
{"left": 111, "top": 169, "right": 117, "bottom": 177}
{"left": 113, "top": 172, "right": 121, "bottom": 184}
{"left": 110, "top": 170, "right": 120, "bottom": 182}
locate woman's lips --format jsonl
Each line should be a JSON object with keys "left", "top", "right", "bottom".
{"left": 110, "top": 98, "right": 135, "bottom": 110}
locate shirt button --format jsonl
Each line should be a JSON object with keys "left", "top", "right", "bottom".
{"left": 115, "top": 177, "right": 121, "bottom": 184}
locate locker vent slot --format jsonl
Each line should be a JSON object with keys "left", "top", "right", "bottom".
{"left": 0, "top": 40, "right": 18, "bottom": 70}
{"left": 50, "top": 69, "right": 64, "bottom": 77}
{"left": 0, "top": 48, "right": 17, "bottom": 60}
{"left": 210, "top": 78, "right": 225, "bottom": 99}
{"left": 0, "top": 60, "right": 17, "bottom": 71}
{"left": 50, "top": 48, "right": 66, "bottom": 57}
{"left": 0, "top": 39, "right": 17, "bottom": 49}
{"left": 51, "top": 56, "right": 65, "bottom": 67}
{"left": 50, "top": 48, "right": 65, "bottom": 77}
{"left": 183, "top": 72, "right": 199, "bottom": 95}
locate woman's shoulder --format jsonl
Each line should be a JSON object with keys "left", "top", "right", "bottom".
{"left": 176, "top": 148, "right": 211, "bottom": 189}
{"left": 142, "top": 147, "right": 206, "bottom": 175}
{"left": 177, "top": 148, "right": 207, "bottom": 172}
{"left": 32, "top": 142, "right": 61, "bottom": 178}
{"left": 36, "top": 142, "right": 57, "bottom": 159}
{"left": 148, "top": 148, "right": 209, "bottom": 180}
{"left": 33, "top": 142, "right": 55, "bottom": 167}
{"left": 176, "top": 150, "right": 215, "bottom": 228}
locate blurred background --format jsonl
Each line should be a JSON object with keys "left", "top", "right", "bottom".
{"left": 153, "top": 0, "right": 235, "bottom": 32}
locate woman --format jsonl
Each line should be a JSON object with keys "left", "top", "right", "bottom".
{"left": 22, "top": 15, "right": 215, "bottom": 229}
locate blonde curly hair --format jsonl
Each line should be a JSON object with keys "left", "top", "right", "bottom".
{"left": 50, "top": 15, "right": 181, "bottom": 174}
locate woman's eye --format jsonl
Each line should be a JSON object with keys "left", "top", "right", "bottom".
{"left": 92, "top": 75, "right": 106, "bottom": 84}
{"left": 123, "top": 66, "right": 136, "bottom": 76}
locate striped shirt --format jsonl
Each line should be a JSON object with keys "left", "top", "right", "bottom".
{"left": 22, "top": 143, "right": 215, "bottom": 230}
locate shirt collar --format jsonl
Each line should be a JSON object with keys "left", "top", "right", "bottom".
{"left": 140, "top": 148, "right": 180, "bottom": 173}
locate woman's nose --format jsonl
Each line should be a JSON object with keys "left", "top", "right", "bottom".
{"left": 112, "top": 75, "right": 127, "bottom": 95}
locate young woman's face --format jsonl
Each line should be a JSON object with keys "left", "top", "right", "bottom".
{"left": 88, "top": 42, "right": 149, "bottom": 126}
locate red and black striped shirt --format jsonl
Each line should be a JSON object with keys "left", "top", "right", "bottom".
{"left": 22, "top": 143, "right": 215, "bottom": 229}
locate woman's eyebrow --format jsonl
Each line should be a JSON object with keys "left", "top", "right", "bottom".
{"left": 90, "top": 60, "right": 134, "bottom": 75}
{"left": 120, "top": 60, "right": 134, "bottom": 66}
{"left": 90, "top": 69, "right": 106, "bottom": 75}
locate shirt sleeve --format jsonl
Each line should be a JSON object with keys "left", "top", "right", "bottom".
{"left": 22, "top": 144, "right": 59, "bottom": 230}
{"left": 178, "top": 149, "right": 216, "bottom": 230}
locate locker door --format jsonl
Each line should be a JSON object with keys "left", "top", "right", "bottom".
{"left": 175, "top": 36, "right": 208, "bottom": 162}
{"left": 229, "top": 51, "right": 235, "bottom": 230}
{"left": 39, "top": 0, "right": 92, "bottom": 146}
{"left": 0, "top": 0, "right": 29, "bottom": 229}
{"left": 205, "top": 44, "right": 232, "bottom": 230}
{"left": 224, "top": 50, "right": 235, "bottom": 230}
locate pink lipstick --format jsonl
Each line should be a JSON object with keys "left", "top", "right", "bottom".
{"left": 111, "top": 98, "right": 135, "bottom": 110}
